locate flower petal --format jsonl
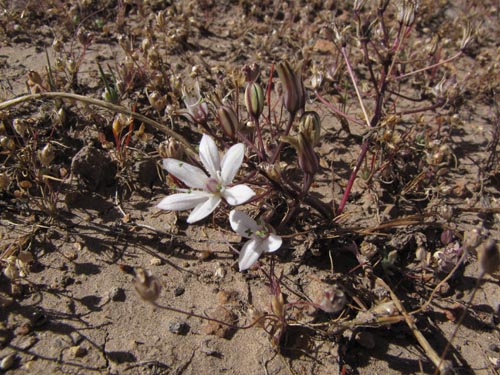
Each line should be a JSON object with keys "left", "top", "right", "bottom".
{"left": 187, "top": 195, "right": 221, "bottom": 223}
{"left": 163, "top": 159, "right": 208, "bottom": 189}
{"left": 221, "top": 143, "right": 245, "bottom": 184}
{"left": 263, "top": 233, "right": 282, "bottom": 253}
{"left": 238, "top": 238, "right": 264, "bottom": 271}
{"left": 229, "top": 210, "right": 260, "bottom": 238}
{"left": 199, "top": 134, "right": 221, "bottom": 178}
{"left": 157, "top": 191, "right": 210, "bottom": 211}
{"left": 223, "top": 184, "right": 255, "bottom": 205}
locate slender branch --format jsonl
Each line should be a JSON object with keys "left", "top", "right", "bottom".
{"left": 395, "top": 51, "right": 463, "bottom": 80}
{"left": 0, "top": 92, "right": 197, "bottom": 155}
{"left": 341, "top": 46, "right": 371, "bottom": 128}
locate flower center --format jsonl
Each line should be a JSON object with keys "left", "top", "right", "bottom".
{"left": 206, "top": 178, "right": 222, "bottom": 194}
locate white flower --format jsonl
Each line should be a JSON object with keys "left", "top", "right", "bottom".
{"left": 157, "top": 134, "right": 255, "bottom": 223}
{"left": 229, "top": 210, "right": 282, "bottom": 271}
{"left": 182, "top": 81, "right": 208, "bottom": 124}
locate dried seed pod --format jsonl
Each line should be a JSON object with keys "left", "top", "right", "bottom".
{"left": 0, "top": 173, "right": 10, "bottom": 190}
{"left": 134, "top": 268, "right": 162, "bottom": 303}
{"left": 316, "top": 286, "right": 346, "bottom": 313}
{"left": 158, "top": 138, "right": 183, "bottom": 159}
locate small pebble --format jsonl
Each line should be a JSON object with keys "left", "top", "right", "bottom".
{"left": 489, "top": 343, "right": 499, "bottom": 352}
{"left": 150, "top": 257, "right": 162, "bottom": 266}
{"left": 70, "top": 331, "right": 83, "bottom": 345}
{"left": 108, "top": 287, "right": 126, "bottom": 302}
{"left": 14, "top": 323, "right": 31, "bottom": 336}
{"left": 174, "top": 286, "right": 185, "bottom": 297}
{"left": 168, "top": 319, "right": 189, "bottom": 335}
{"left": 355, "top": 331, "right": 375, "bottom": 349}
{"left": 68, "top": 345, "right": 87, "bottom": 358}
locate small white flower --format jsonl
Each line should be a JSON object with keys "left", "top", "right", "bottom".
{"left": 229, "top": 210, "right": 282, "bottom": 271}
{"left": 157, "top": 135, "right": 255, "bottom": 223}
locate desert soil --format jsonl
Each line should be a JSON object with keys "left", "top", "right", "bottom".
{"left": 0, "top": 1, "right": 499, "bottom": 375}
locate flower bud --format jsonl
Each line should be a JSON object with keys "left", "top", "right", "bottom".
{"left": 297, "top": 133, "right": 319, "bottom": 175}
{"left": 276, "top": 61, "right": 305, "bottom": 116}
{"left": 13, "top": 118, "right": 27, "bottom": 137}
{"left": 38, "top": 143, "right": 55, "bottom": 167}
{"left": 217, "top": 105, "right": 240, "bottom": 139}
{"left": 299, "top": 111, "right": 321, "bottom": 146}
{"left": 245, "top": 81, "right": 265, "bottom": 119}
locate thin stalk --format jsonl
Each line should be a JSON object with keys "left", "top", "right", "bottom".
{"left": 0, "top": 92, "right": 197, "bottom": 156}
{"left": 341, "top": 46, "right": 371, "bottom": 128}
{"left": 395, "top": 51, "right": 463, "bottom": 80}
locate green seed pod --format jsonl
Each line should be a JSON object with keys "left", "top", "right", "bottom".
{"left": 297, "top": 133, "right": 319, "bottom": 175}
{"left": 276, "top": 61, "right": 305, "bottom": 116}
{"left": 245, "top": 82, "right": 265, "bottom": 120}
{"left": 299, "top": 111, "right": 321, "bottom": 146}
{"left": 217, "top": 105, "right": 240, "bottom": 139}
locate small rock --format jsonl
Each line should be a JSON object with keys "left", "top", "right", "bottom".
{"left": 14, "top": 323, "right": 31, "bottom": 336}
{"left": 150, "top": 257, "right": 162, "bottom": 266}
{"left": 108, "top": 287, "right": 126, "bottom": 302}
{"left": 70, "top": 332, "right": 83, "bottom": 345}
{"left": 173, "top": 286, "right": 185, "bottom": 297}
{"left": 18, "top": 336, "right": 37, "bottom": 350}
{"left": 490, "top": 343, "right": 499, "bottom": 352}
{"left": 68, "top": 345, "right": 88, "bottom": 358}
{"left": 168, "top": 320, "right": 189, "bottom": 335}
{"left": 0, "top": 353, "right": 16, "bottom": 370}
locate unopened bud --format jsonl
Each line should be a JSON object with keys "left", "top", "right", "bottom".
{"left": 112, "top": 114, "right": 129, "bottom": 138}
{"left": 13, "top": 118, "right": 27, "bottom": 137}
{"left": 38, "top": 143, "right": 55, "bottom": 167}
{"left": 245, "top": 81, "right": 265, "bottom": 120}
{"left": 271, "top": 292, "right": 285, "bottom": 317}
{"left": 297, "top": 133, "right": 319, "bottom": 175}
{"left": 276, "top": 61, "right": 305, "bottom": 116}
{"left": 56, "top": 107, "right": 67, "bottom": 126}
{"left": 217, "top": 105, "right": 240, "bottom": 139}
{"left": 299, "top": 111, "right": 321, "bottom": 146}
{"left": 67, "top": 59, "right": 78, "bottom": 75}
